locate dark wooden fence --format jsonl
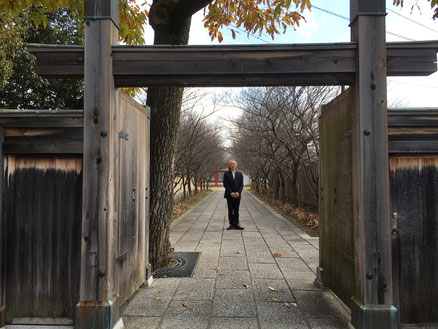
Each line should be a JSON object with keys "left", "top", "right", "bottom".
{"left": 319, "top": 90, "right": 438, "bottom": 326}
{"left": 0, "top": 91, "right": 150, "bottom": 325}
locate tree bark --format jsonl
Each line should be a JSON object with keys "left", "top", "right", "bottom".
{"left": 147, "top": 0, "right": 212, "bottom": 270}
{"left": 290, "top": 165, "right": 299, "bottom": 206}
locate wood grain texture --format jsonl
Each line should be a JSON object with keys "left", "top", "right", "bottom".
{"left": 81, "top": 19, "right": 118, "bottom": 302}
{"left": 115, "top": 92, "right": 148, "bottom": 304}
{"left": 350, "top": 14, "right": 393, "bottom": 305}
{"left": 3, "top": 155, "right": 82, "bottom": 322}
{"left": 319, "top": 90, "right": 356, "bottom": 308}
{"left": 26, "top": 41, "right": 438, "bottom": 86}
{"left": 390, "top": 157, "right": 438, "bottom": 324}
{"left": 0, "top": 128, "right": 4, "bottom": 312}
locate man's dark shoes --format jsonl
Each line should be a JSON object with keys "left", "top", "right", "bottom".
{"left": 234, "top": 224, "right": 245, "bottom": 230}
{"left": 227, "top": 225, "right": 234, "bottom": 230}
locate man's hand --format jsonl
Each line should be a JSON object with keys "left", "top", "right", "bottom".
{"left": 234, "top": 192, "right": 239, "bottom": 198}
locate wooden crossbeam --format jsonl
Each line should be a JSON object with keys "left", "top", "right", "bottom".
{"left": 26, "top": 41, "right": 438, "bottom": 87}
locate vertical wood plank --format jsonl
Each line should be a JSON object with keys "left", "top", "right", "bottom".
{"left": 81, "top": 17, "right": 118, "bottom": 302}
{"left": 350, "top": 1, "right": 393, "bottom": 306}
{"left": 0, "top": 128, "right": 4, "bottom": 315}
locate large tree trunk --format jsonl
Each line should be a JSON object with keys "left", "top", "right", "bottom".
{"left": 147, "top": 2, "right": 192, "bottom": 270}
{"left": 147, "top": 86, "right": 184, "bottom": 269}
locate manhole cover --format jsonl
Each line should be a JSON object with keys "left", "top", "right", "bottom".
{"left": 153, "top": 252, "right": 201, "bottom": 278}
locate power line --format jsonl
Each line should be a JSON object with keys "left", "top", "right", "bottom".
{"left": 387, "top": 8, "right": 438, "bottom": 34}
{"left": 311, "top": 5, "right": 416, "bottom": 41}
{"left": 228, "top": 25, "right": 272, "bottom": 44}
{"left": 386, "top": 31, "right": 415, "bottom": 41}
{"left": 312, "top": 5, "right": 349, "bottom": 21}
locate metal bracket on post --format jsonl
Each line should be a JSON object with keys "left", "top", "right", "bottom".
{"left": 84, "top": 0, "right": 120, "bottom": 29}
{"left": 314, "top": 266, "right": 325, "bottom": 289}
{"left": 75, "top": 296, "right": 122, "bottom": 329}
{"left": 349, "top": 297, "right": 398, "bottom": 329}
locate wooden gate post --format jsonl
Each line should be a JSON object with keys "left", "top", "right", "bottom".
{"left": 0, "top": 129, "right": 4, "bottom": 327}
{"left": 349, "top": 0, "right": 398, "bottom": 328}
{"left": 76, "top": 1, "right": 121, "bottom": 329}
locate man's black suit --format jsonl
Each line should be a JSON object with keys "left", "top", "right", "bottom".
{"left": 223, "top": 170, "right": 244, "bottom": 227}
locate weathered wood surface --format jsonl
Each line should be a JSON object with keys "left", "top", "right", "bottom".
{"left": 388, "top": 109, "right": 438, "bottom": 128}
{"left": 388, "top": 110, "right": 438, "bottom": 154}
{"left": 0, "top": 128, "right": 4, "bottom": 320}
{"left": 3, "top": 155, "right": 82, "bottom": 322}
{"left": 81, "top": 19, "right": 118, "bottom": 302}
{"left": 350, "top": 14, "right": 393, "bottom": 305}
{"left": 0, "top": 112, "right": 83, "bottom": 128}
{"left": 319, "top": 90, "right": 356, "bottom": 308}
{"left": 2, "top": 127, "right": 83, "bottom": 154}
{"left": 26, "top": 41, "right": 438, "bottom": 87}
{"left": 116, "top": 92, "right": 148, "bottom": 304}
{"left": 390, "top": 157, "right": 438, "bottom": 324}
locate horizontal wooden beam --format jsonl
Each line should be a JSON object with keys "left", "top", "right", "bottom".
{"left": 26, "top": 41, "right": 438, "bottom": 87}
{"left": 0, "top": 113, "right": 83, "bottom": 128}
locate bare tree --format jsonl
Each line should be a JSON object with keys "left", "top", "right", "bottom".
{"left": 232, "top": 86, "right": 338, "bottom": 206}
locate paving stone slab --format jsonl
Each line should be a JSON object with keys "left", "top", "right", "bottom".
{"left": 307, "top": 317, "right": 350, "bottom": 329}
{"left": 218, "top": 256, "right": 249, "bottom": 271}
{"left": 249, "top": 263, "right": 284, "bottom": 279}
{"left": 252, "top": 278, "right": 295, "bottom": 302}
{"left": 122, "top": 316, "right": 161, "bottom": 329}
{"left": 276, "top": 257, "right": 313, "bottom": 273}
{"left": 268, "top": 247, "right": 300, "bottom": 258}
{"left": 246, "top": 251, "right": 276, "bottom": 264}
{"left": 285, "top": 272, "right": 321, "bottom": 290}
{"left": 293, "top": 289, "right": 350, "bottom": 321}
{"left": 213, "top": 289, "right": 256, "bottom": 317}
{"left": 256, "top": 301, "right": 308, "bottom": 329}
{"left": 165, "top": 300, "right": 212, "bottom": 316}
{"left": 121, "top": 297, "right": 171, "bottom": 317}
{"left": 174, "top": 278, "right": 215, "bottom": 301}
{"left": 210, "top": 317, "right": 259, "bottom": 329}
{"left": 215, "top": 270, "right": 251, "bottom": 289}
{"left": 134, "top": 278, "right": 181, "bottom": 298}
{"left": 159, "top": 315, "right": 209, "bottom": 329}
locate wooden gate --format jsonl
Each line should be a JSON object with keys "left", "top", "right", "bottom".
{"left": 4, "top": 155, "right": 82, "bottom": 324}
{"left": 388, "top": 110, "right": 438, "bottom": 324}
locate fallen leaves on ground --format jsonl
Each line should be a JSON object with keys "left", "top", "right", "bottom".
{"left": 268, "top": 286, "right": 277, "bottom": 291}
{"left": 216, "top": 272, "right": 224, "bottom": 276}
{"left": 273, "top": 253, "right": 282, "bottom": 257}
{"left": 272, "top": 298, "right": 281, "bottom": 303}
{"left": 290, "top": 302, "right": 297, "bottom": 307}
{"left": 155, "top": 296, "right": 161, "bottom": 302}
{"left": 182, "top": 301, "right": 189, "bottom": 308}
{"left": 328, "top": 315, "right": 336, "bottom": 320}
{"left": 243, "top": 283, "right": 251, "bottom": 289}
{"left": 285, "top": 302, "right": 290, "bottom": 307}
{"left": 213, "top": 266, "right": 221, "bottom": 271}
{"left": 254, "top": 192, "right": 319, "bottom": 232}
{"left": 235, "top": 251, "right": 242, "bottom": 254}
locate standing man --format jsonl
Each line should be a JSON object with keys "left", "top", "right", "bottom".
{"left": 223, "top": 159, "right": 244, "bottom": 230}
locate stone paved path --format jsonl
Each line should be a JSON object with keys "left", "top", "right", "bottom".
{"left": 121, "top": 190, "right": 350, "bottom": 329}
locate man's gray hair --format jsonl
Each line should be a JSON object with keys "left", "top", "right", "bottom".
{"left": 229, "top": 159, "right": 237, "bottom": 165}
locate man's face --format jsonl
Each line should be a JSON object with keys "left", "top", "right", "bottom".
{"left": 229, "top": 161, "right": 237, "bottom": 171}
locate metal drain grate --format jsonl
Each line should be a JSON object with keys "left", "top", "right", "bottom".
{"left": 153, "top": 252, "right": 201, "bottom": 278}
